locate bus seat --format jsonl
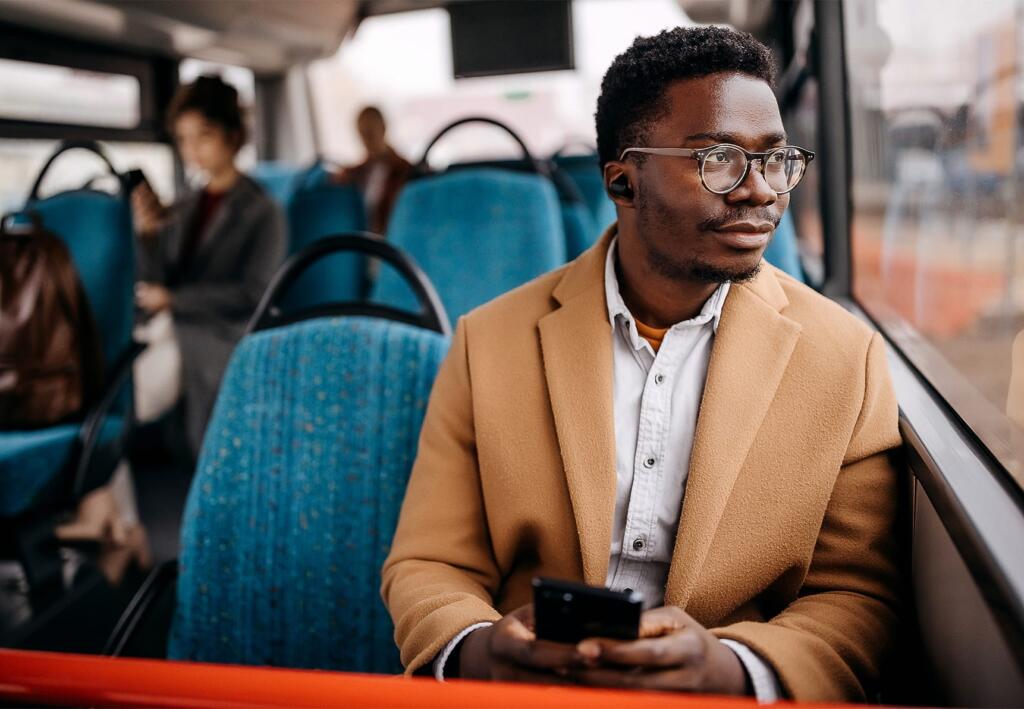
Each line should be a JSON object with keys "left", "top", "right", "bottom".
{"left": 0, "top": 141, "right": 139, "bottom": 610}
{"left": 562, "top": 201, "right": 598, "bottom": 260}
{"left": 283, "top": 183, "right": 368, "bottom": 310}
{"left": 166, "top": 236, "right": 449, "bottom": 673}
{"left": 764, "top": 211, "right": 804, "bottom": 283}
{"left": 553, "top": 153, "right": 617, "bottom": 234}
{"left": 249, "top": 162, "right": 306, "bottom": 206}
{"left": 372, "top": 168, "right": 566, "bottom": 320}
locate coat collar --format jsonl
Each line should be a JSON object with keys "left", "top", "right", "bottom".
{"left": 541, "top": 224, "right": 802, "bottom": 601}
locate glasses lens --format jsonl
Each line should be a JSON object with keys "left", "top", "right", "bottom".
{"left": 700, "top": 145, "right": 747, "bottom": 192}
{"left": 764, "top": 147, "right": 807, "bottom": 193}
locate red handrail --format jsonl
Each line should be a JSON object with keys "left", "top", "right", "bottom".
{"left": 0, "top": 648, "right": 797, "bottom": 708}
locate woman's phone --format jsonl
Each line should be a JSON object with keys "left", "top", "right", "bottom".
{"left": 532, "top": 577, "right": 642, "bottom": 644}
{"left": 124, "top": 168, "right": 151, "bottom": 193}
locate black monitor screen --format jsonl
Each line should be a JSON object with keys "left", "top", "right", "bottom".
{"left": 449, "top": 1, "right": 574, "bottom": 79}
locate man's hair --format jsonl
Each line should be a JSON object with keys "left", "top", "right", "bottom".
{"left": 167, "top": 74, "right": 247, "bottom": 149}
{"left": 595, "top": 26, "right": 776, "bottom": 167}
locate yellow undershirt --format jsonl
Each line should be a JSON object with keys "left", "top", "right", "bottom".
{"left": 634, "top": 318, "right": 669, "bottom": 353}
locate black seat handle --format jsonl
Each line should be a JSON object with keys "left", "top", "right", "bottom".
{"left": 416, "top": 116, "right": 548, "bottom": 177}
{"left": 246, "top": 232, "right": 452, "bottom": 337}
{"left": 28, "top": 140, "right": 121, "bottom": 203}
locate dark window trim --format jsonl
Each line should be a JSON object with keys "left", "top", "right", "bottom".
{"left": 0, "top": 21, "right": 176, "bottom": 142}
{"left": 840, "top": 298, "right": 1024, "bottom": 668}
{"left": 813, "top": 0, "right": 853, "bottom": 299}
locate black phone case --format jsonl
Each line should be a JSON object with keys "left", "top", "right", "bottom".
{"left": 532, "top": 577, "right": 642, "bottom": 644}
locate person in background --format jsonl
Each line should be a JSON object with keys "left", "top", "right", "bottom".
{"left": 131, "top": 75, "right": 286, "bottom": 459}
{"left": 333, "top": 106, "right": 412, "bottom": 235}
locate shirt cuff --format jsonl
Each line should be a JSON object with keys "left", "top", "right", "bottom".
{"left": 432, "top": 622, "right": 494, "bottom": 681}
{"left": 720, "top": 639, "right": 782, "bottom": 703}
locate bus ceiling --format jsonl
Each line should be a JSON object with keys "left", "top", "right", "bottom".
{"left": 0, "top": 0, "right": 776, "bottom": 76}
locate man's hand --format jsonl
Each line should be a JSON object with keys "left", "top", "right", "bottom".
{"left": 571, "top": 606, "right": 750, "bottom": 695}
{"left": 458, "top": 604, "right": 582, "bottom": 683}
{"left": 136, "top": 282, "right": 173, "bottom": 314}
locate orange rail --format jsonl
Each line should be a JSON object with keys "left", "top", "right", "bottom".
{"left": 0, "top": 648, "right": 869, "bottom": 709}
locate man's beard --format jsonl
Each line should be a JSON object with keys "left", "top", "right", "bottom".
{"left": 636, "top": 190, "right": 773, "bottom": 284}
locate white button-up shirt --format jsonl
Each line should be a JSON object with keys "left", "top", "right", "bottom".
{"left": 436, "top": 238, "right": 781, "bottom": 702}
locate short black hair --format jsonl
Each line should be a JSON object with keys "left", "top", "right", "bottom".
{"left": 595, "top": 26, "right": 776, "bottom": 167}
{"left": 167, "top": 74, "right": 247, "bottom": 150}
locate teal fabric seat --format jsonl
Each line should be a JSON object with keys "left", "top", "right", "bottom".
{"left": 249, "top": 162, "right": 306, "bottom": 207}
{"left": 372, "top": 168, "right": 565, "bottom": 320}
{"left": 169, "top": 316, "right": 449, "bottom": 673}
{"left": 284, "top": 184, "right": 368, "bottom": 310}
{"left": 554, "top": 154, "right": 617, "bottom": 236}
{"left": 562, "top": 201, "right": 598, "bottom": 260}
{"left": 0, "top": 187, "right": 134, "bottom": 518}
{"left": 764, "top": 211, "right": 804, "bottom": 282}
{"left": 0, "top": 417, "right": 125, "bottom": 518}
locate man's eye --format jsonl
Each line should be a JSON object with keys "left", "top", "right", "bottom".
{"left": 710, "top": 151, "right": 729, "bottom": 162}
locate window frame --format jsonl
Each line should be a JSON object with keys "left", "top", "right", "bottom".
{"left": 0, "top": 21, "right": 177, "bottom": 143}
{"left": 816, "top": 0, "right": 1024, "bottom": 668}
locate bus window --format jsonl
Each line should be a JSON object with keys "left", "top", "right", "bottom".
{"left": 307, "top": 0, "right": 689, "bottom": 165}
{"left": 845, "top": 0, "right": 1024, "bottom": 485}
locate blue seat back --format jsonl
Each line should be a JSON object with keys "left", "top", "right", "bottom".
{"left": 764, "top": 211, "right": 804, "bottom": 282}
{"left": 372, "top": 168, "right": 565, "bottom": 320}
{"left": 554, "top": 154, "right": 617, "bottom": 234}
{"left": 284, "top": 184, "right": 368, "bottom": 309}
{"left": 562, "top": 201, "right": 598, "bottom": 260}
{"left": 29, "top": 190, "right": 134, "bottom": 380}
{"left": 169, "top": 316, "right": 449, "bottom": 673}
{"left": 249, "top": 162, "right": 306, "bottom": 206}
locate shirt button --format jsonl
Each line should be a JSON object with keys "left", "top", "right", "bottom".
{"left": 632, "top": 538, "right": 645, "bottom": 551}
{"left": 654, "top": 373, "right": 665, "bottom": 385}
{"left": 643, "top": 456, "right": 656, "bottom": 468}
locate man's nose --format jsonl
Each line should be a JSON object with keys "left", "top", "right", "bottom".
{"left": 725, "top": 160, "right": 778, "bottom": 207}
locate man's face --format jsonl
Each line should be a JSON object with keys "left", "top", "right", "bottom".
{"left": 626, "top": 73, "right": 790, "bottom": 284}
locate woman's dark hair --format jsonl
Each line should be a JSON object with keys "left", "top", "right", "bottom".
{"left": 167, "top": 74, "right": 247, "bottom": 151}
{"left": 595, "top": 26, "right": 776, "bottom": 168}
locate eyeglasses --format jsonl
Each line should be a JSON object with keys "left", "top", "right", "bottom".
{"left": 619, "top": 143, "right": 816, "bottom": 195}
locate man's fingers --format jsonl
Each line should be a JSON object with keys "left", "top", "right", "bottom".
{"left": 492, "top": 632, "right": 583, "bottom": 671}
{"left": 639, "top": 605, "right": 691, "bottom": 637}
{"left": 491, "top": 659, "right": 575, "bottom": 685}
{"left": 577, "top": 630, "right": 704, "bottom": 669}
{"left": 572, "top": 666, "right": 700, "bottom": 692}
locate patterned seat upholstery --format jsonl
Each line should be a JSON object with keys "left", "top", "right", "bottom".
{"left": 169, "top": 316, "right": 449, "bottom": 673}
{"left": 284, "top": 184, "right": 368, "bottom": 310}
{"left": 371, "top": 168, "right": 565, "bottom": 320}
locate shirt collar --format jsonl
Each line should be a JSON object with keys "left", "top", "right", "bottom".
{"left": 604, "top": 237, "right": 730, "bottom": 351}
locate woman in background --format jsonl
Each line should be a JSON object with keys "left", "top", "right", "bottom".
{"left": 132, "top": 75, "right": 286, "bottom": 459}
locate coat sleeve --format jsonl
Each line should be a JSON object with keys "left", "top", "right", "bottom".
{"left": 170, "top": 201, "right": 286, "bottom": 321}
{"left": 381, "top": 316, "right": 504, "bottom": 675}
{"left": 712, "top": 332, "right": 904, "bottom": 702}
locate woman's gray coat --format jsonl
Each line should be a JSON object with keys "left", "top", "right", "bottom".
{"left": 136, "top": 176, "right": 286, "bottom": 456}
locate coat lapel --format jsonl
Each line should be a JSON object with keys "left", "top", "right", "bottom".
{"left": 538, "top": 233, "right": 618, "bottom": 586}
{"left": 664, "top": 269, "right": 802, "bottom": 608}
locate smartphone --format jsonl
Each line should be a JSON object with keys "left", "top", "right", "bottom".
{"left": 532, "top": 577, "right": 642, "bottom": 644}
{"left": 124, "top": 168, "right": 150, "bottom": 193}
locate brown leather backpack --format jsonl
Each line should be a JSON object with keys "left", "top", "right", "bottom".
{"left": 0, "top": 214, "right": 104, "bottom": 428}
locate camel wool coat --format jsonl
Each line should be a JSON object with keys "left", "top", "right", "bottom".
{"left": 381, "top": 228, "right": 903, "bottom": 702}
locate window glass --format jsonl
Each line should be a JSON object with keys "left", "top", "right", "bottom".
{"left": 307, "top": 0, "right": 689, "bottom": 166}
{"left": 845, "top": 0, "right": 1024, "bottom": 484}
{"left": 0, "top": 58, "right": 140, "bottom": 129}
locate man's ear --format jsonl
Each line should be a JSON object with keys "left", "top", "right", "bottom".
{"left": 604, "top": 161, "right": 636, "bottom": 206}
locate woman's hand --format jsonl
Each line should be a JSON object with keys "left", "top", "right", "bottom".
{"left": 131, "top": 182, "right": 166, "bottom": 237}
{"left": 136, "top": 282, "right": 173, "bottom": 314}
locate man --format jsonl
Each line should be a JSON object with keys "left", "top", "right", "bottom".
{"left": 333, "top": 106, "right": 412, "bottom": 234}
{"left": 382, "top": 26, "right": 902, "bottom": 702}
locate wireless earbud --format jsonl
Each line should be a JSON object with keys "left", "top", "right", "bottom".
{"left": 608, "top": 175, "right": 634, "bottom": 198}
